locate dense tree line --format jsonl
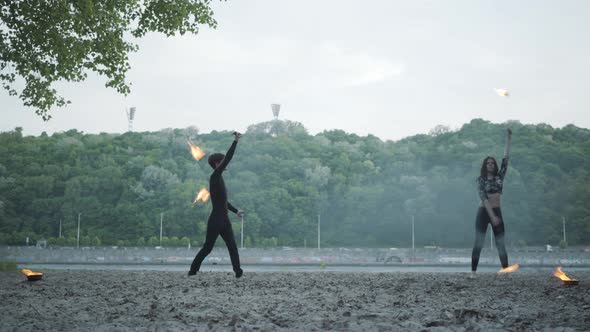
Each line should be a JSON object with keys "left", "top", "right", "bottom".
{"left": 0, "top": 119, "right": 588, "bottom": 248}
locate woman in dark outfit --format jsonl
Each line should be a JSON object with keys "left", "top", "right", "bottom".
{"left": 471, "top": 128, "right": 513, "bottom": 277}
{"left": 189, "top": 132, "right": 244, "bottom": 278}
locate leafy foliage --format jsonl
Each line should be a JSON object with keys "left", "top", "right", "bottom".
{"left": 0, "top": 0, "right": 219, "bottom": 119}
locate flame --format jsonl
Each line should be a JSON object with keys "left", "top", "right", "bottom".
{"left": 193, "top": 188, "right": 210, "bottom": 204}
{"left": 495, "top": 88, "right": 510, "bottom": 97}
{"left": 498, "top": 263, "right": 520, "bottom": 274}
{"left": 554, "top": 266, "right": 577, "bottom": 282}
{"left": 21, "top": 269, "right": 42, "bottom": 277}
{"left": 21, "top": 269, "right": 43, "bottom": 280}
{"left": 187, "top": 139, "right": 205, "bottom": 161}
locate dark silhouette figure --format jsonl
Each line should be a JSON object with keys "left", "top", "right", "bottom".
{"left": 189, "top": 132, "right": 244, "bottom": 278}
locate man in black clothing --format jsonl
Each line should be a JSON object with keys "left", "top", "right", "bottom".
{"left": 189, "top": 132, "right": 244, "bottom": 278}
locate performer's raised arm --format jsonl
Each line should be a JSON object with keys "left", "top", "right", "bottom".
{"left": 499, "top": 128, "right": 512, "bottom": 180}
{"left": 213, "top": 132, "right": 241, "bottom": 174}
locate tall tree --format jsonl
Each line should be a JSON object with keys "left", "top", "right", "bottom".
{"left": 0, "top": 0, "right": 220, "bottom": 120}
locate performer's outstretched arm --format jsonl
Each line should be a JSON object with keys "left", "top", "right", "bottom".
{"left": 228, "top": 202, "right": 238, "bottom": 214}
{"left": 499, "top": 128, "right": 512, "bottom": 180}
{"left": 228, "top": 202, "right": 244, "bottom": 217}
{"left": 503, "top": 128, "right": 512, "bottom": 159}
{"left": 214, "top": 132, "right": 241, "bottom": 174}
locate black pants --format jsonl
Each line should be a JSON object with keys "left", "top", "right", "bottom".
{"left": 190, "top": 218, "right": 241, "bottom": 273}
{"left": 471, "top": 207, "right": 508, "bottom": 271}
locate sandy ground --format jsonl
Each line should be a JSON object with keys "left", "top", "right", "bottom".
{"left": 1, "top": 270, "right": 589, "bottom": 331}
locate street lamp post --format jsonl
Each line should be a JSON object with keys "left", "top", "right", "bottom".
{"left": 411, "top": 215, "right": 415, "bottom": 251}
{"left": 317, "top": 214, "right": 321, "bottom": 250}
{"left": 562, "top": 216, "right": 566, "bottom": 244}
{"left": 77, "top": 213, "right": 81, "bottom": 248}
{"left": 240, "top": 214, "right": 244, "bottom": 249}
{"left": 411, "top": 215, "right": 415, "bottom": 261}
{"left": 159, "top": 213, "right": 163, "bottom": 246}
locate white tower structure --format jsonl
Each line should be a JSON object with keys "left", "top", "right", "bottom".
{"left": 125, "top": 107, "right": 137, "bottom": 132}
{"left": 271, "top": 104, "right": 281, "bottom": 120}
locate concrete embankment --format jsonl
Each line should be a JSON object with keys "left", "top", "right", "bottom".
{"left": 2, "top": 246, "right": 589, "bottom": 267}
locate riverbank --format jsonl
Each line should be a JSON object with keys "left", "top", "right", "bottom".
{"left": 3, "top": 246, "right": 590, "bottom": 267}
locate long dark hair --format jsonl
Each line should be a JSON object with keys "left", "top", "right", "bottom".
{"left": 480, "top": 156, "right": 498, "bottom": 178}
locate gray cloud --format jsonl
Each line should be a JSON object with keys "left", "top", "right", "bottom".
{"left": 1, "top": 0, "right": 589, "bottom": 140}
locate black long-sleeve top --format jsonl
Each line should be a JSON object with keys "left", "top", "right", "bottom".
{"left": 209, "top": 140, "right": 239, "bottom": 217}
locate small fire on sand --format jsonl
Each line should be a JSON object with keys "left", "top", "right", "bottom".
{"left": 187, "top": 139, "right": 206, "bottom": 161}
{"left": 21, "top": 269, "right": 43, "bottom": 281}
{"left": 554, "top": 266, "right": 579, "bottom": 285}
{"left": 498, "top": 263, "right": 520, "bottom": 274}
{"left": 193, "top": 188, "right": 210, "bottom": 205}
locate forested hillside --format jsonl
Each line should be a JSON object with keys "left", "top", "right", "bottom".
{"left": 1, "top": 119, "right": 588, "bottom": 248}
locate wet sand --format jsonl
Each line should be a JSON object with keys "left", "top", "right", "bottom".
{"left": 1, "top": 270, "right": 589, "bottom": 331}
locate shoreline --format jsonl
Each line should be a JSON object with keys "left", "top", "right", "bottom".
{"left": 2, "top": 270, "right": 588, "bottom": 331}
{"left": 4, "top": 246, "right": 590, "bottom": 267}
{"left": 15, "top": 261, "right": 590, "bottom": 268}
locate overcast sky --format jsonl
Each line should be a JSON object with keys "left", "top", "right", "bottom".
{"left": 1, "top": 0, "right": 589, "bottom": 141}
